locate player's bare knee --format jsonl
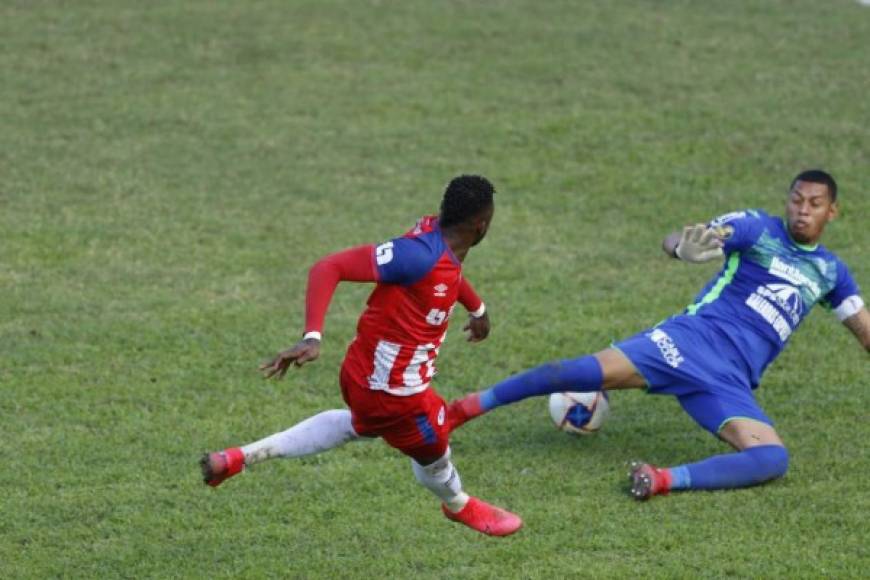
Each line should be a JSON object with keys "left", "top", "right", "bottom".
{"left": 719, "top": 419, "right": 784, "bottom": 450}
{"left": 595, "top": 349, "right": 645, "bottom": 390}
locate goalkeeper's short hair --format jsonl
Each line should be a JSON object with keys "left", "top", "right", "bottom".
{"left": 791, "top": 169, "right": 837, "bottom": 202}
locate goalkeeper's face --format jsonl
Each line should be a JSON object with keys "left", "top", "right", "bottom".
{"left": 786, "top": 180, "right": 837, "bottom": 245}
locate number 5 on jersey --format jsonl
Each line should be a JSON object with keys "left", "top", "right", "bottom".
{"left": 376, "top": 242, "right": 394, "bottom": 265}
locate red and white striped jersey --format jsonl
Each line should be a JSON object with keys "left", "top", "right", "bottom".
{"left": 341, "top": 216, "right": 479, "bottom": 396}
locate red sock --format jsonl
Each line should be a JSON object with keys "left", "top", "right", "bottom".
{"left": 659, "top": 467, "right": 674, "bottom": 492}
{"left": 448, "top": 393, "right": 484, "bottom": 430}
{"left": 458, "top": 393, "right": 483, "bottom": 417}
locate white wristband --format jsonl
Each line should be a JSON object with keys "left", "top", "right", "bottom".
{"left": 834, "top": 295, "right": 864, "bottom": 322}
{"left": 303, "top": 331, "right": 322, "bottom": 341}
{"left": 469, "top": 303, "right": 486, "bottom": 319}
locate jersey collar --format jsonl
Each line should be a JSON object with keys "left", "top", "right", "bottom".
{"left": 786, "top": 230, "right": 819, "bottom": 252}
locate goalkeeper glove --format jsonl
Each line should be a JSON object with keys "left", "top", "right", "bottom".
{"left": 675, "top": 224, "right": 724, "bottom": 263}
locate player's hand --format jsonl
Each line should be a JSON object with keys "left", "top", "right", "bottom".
{"left": 463, "top": 311, "right": 490, "bottom": 343}
{"left": 675, "top": 224, "right": 724, "bottom": 263}
{"left": 260, "top": 338, "right": 321, "bottom": 379}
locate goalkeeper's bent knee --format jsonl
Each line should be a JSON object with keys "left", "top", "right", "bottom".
{"left": 672, "top": 444, "right": 789, "bottom": 491}
{"left": 751, "top": 444, "right": 789, "bottom": 482}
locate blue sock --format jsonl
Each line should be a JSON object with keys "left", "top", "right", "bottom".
{"left": 670, "top": 445, "right": 789, "bottom": 490}
{"left": 479, "top": 356, "right": 603, "bottom": 411}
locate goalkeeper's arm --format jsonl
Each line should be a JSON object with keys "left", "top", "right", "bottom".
{"left": 662, "top": 224, "right": 724, "bottom": 263}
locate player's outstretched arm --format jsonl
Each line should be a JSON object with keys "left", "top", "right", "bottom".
{"left": 663, "top": 224, "right": 724, "bottom": 263}
{"left": 458, "top": 277, "right": 489, "bottom": 342}
{"left": 261, "top": 245, "right": 378, "bottom": 379}
{"left": 842, "top": 306, "right": 870, "bottom": 353}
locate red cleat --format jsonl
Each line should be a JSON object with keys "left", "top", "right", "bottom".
{"left": 628, "top": 461, "right": 672, "bottom": 500}
{"left": 201, "top": 447, "right": 245, "bottom": 487}
{"left": 442, "top": 496, "right": 523, "bottom": 537}
{"left": 447, "top": 394, "right": 483, "bottom": 432}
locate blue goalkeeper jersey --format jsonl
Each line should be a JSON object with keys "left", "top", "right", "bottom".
{"left": 684, "top": 209, "right": 862, "bottom": 387}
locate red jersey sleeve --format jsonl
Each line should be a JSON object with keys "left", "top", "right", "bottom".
{"left": 304, "top": 245, "right": 378, "bottom": 335}
{"left": 457, "top": 277, "right": 484, "bottom": 314}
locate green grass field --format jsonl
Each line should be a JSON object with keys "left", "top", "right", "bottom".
{"left": 2, "top": 0, "right": 868, "bottom": 577}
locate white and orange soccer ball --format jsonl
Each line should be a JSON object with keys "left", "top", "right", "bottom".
{"left": 548, "top": 391, "right": 610, "bottom": 434}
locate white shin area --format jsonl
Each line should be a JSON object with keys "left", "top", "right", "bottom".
{"left": 241, "top": 409, "right": 359, "bottom": 465}
{"left": 411, "top": 448, "right": 470, "bottom": 513}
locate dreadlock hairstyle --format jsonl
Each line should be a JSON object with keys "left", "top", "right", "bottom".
{"left": 439, "top": 175, "right": 495, "bottom": 228}
{"left": 791, "top": 169, "right": 838, "bottom": 202}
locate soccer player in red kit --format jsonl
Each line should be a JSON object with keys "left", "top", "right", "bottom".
{"left": 201, "top": 175, "right": 522, "bottom": 537}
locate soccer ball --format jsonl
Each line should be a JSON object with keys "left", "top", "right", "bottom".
{"left": 548, "top": 391, "right": 610, "bottom": 434}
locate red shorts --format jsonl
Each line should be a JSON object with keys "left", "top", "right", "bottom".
{"left": 339, "top": 367, "right": 449, "bottom": 462}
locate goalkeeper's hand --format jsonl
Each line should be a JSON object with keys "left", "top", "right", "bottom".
{"left": 675, "top": 224, "right": 724, "bottom": 263}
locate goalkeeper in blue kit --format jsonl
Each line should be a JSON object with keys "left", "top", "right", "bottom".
{"left": 448, "top": 170, "right": 870, "bottom": 499}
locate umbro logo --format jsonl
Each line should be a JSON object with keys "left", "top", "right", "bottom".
{"left": 433, "top": 283, "right": 448, "bottom": 297}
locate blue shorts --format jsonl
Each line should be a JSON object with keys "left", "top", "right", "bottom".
{"left": 613, "top": 315, "right": 772, "bottom": 435}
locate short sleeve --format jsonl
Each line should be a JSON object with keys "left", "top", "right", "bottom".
{"left": 822, "top": 260, "right": 863, "bottom": 321}
{"left": 373, "top": 236, "right": 438, "bottom": 285}
{"left": 709, "top": 209, "right": 766, "bottom": 253}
